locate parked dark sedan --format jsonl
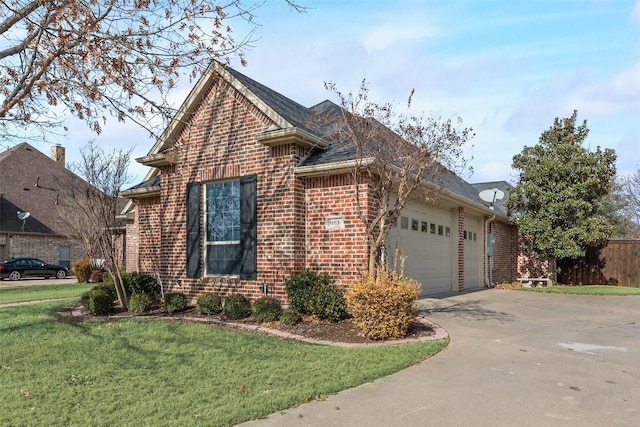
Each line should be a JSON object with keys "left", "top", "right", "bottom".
{"left": 0, "top": 257, "right": 69, "bottom": 281}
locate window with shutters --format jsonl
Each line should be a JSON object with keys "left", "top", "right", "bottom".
{"left": 205, "top": 180, "right": 241, "bottom": 275}
{"left": 186, "top": 175, "right": 257, "bottom": 279}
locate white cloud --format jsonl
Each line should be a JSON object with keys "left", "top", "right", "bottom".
{"left": 555, "top": 63, "right": 640, "bottom": 118}
{"left": 360, "top": 22, "right": 439, "bottom": 53}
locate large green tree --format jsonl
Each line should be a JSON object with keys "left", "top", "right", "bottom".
{"left": 507, "top": 110, "right": 617, "bottom": 259}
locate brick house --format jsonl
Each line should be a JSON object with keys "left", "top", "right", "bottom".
{"left": 0, "top": 142, "right": 128, "bottom": 271}
{"left": 0, "top": 143, "right": 85, "bottom": 267}
{"left": 121, "top": 62, "right": 518, "bottom": 301}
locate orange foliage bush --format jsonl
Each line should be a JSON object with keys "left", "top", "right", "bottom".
{"left": 345, "top": 265, "right": 421, "bottom": 340}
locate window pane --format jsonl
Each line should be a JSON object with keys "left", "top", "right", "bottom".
{"left": 206, "top": 181, "right": 240, "bottom": 242}
{"left": 59, "top": 246, "right": 71, "bottom": 269}
{"left": 206, "top": 244, "right": 241, "bottom": 275}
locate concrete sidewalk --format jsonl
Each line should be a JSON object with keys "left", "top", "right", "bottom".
{"left": 240, "top": 289, "right": 640, "bottom": 427}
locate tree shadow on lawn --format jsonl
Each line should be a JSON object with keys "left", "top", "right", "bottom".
{"left": 417, "top": 299, "right": 515, "bottom": 323}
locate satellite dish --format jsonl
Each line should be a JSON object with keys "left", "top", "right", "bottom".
{"left": 17, "top": 211, "right": 31, "bottom": 220}
{"left": 479, "top": 188, "right": 505, "bottom": 209}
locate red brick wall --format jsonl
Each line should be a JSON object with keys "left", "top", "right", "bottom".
{"left": 305, "top": 174, "right": 369, "bottom": 286}
{"left": 491, "top": 219, "right": 518, "bottom": 284}
{"left": 133, "top": 77, "right": 308, "bottom": 302}
{"left": 125, "top": 210, "right": 139, "bottom": 273}
{"left": 4, "top": 233, "right": 83, "bottom": 266}
{"left": 136, "top": 195, "right": 163, "bottom": 275}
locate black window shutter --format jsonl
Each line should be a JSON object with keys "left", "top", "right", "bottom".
{"left": 186, "top": 182, "right": 201, "bottom": 278}
{"left": 239, "top": 174, "right": 257, "bottom": 280}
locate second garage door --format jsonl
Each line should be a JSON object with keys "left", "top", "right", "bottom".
{"left": 386, "top": 201, "right": 454, "bottom": 296}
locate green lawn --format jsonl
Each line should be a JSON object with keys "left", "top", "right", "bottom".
{"left": 521, "top": 285, "right": 640, "bottom": 296}
{"left": 0, "top": 283, "right": 93, "bottom": 304}
{"left": 0, "top": 302, "right": 448, "bottom": 426}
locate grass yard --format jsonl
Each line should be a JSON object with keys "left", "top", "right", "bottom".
{"left": 0, "top": 283, "right": 93, "bottom": 304}
{"left": 521, "top": 285, "right": 640, "bottom": 296}
{"left": 0, "top": 301, "right": 448, "bottom": 427}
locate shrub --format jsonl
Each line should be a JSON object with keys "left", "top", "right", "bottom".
{"left": 284, "top": 270, "right": 348, "bottom": 321}
{"left": 102, "top": 271, "right": 114, "bottom": 286}
{"left": 280, "top": 310, "right": 302, "bottom": 326}
{"left": 223, "top": 294, "right": 252, "bottom": 320}
{"left": 345, "top": 265, "right": 421, "bottom": 340}
{"left": 284, "top": 270, "right": 332, "bottom": 314}
{"left": 90, "top": 269, "right": 104, "bottom": 283}
{"left": 123, "top": 272, "right": 160, "bottom": 300}
{"left": 87, "top": 289, "right": 114, "bottom": 315}
{"left": 129, "top": 293, "right": 154, "bottom": 314}
{"left": 90, "top": 283, "right": 117, "bottom": 302}
{"left": 252, "top": 297, "right": 283, "bottom": 323}
{"left": 195, "top": 293, "right": 223, "bottom": 315}
{"left": 164, "top": 292, "right": 188, "bottom": 313}
{"left": 72, "top": 258, "right": 93, "bottom": 283}
{"left": 80, "top": 291, "right": 91, "bottom": 311}
{"left": 310, "top": 284, "right": 348, "bottom": 321}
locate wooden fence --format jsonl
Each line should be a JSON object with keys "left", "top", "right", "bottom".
{"left": 557, "top": 240, "right": 640, "bottom": 287}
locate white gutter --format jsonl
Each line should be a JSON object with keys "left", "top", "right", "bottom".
{"left": 294, "top": 158, "right": 375, "bottom": 177}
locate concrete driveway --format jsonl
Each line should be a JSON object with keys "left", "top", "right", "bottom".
{"left": 242, "top": 289, "right": 640, "bottom": 427}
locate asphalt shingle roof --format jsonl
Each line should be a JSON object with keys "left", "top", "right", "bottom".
{"left": 132, "top": 65, "right": 510, "bottom": 215}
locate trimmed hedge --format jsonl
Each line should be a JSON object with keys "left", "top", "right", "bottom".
{"left": 123, "top": 272, "right": 160, "bottom": 300}
{"left": 195, "top": 293, "right": 223, "bottom": 315}
{"left": 223, "top": 294, "right": 252, "bottom": 320}
{"left": 252, "top": 297, "right": 283, "bottom": 323}
{"left": 284, "top": 270, "right": 347, "bottom": 321}
{"left": 280, "top": 311, "right": 302, "bottom": 326}
{"left": 129, "top": 293, "right": 154, "bottom": 314}
{"left": 164, "top": 292, "right": 188, "bottom": 313}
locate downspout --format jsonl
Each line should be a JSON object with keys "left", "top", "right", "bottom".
{"left": 484, "top": 212, "right": 496, "bottom": 288}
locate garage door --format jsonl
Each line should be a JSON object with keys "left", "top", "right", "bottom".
{"left": 464, "top": 215, "right": 482, "bottom": 289}
{"left": 386, "top": 201, "right": 453, "bottom": 296}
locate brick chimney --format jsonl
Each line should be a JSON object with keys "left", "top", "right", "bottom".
{"left": 51, "top": 144, "right": 65, "bottom": 166}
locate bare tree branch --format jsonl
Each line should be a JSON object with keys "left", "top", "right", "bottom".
{"left": 317, "top": 80, "right": 473, "bottom": 275}
{"left": 0, "top": 0, "right": 304, "bottom": 142}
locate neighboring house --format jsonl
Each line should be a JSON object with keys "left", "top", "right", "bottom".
{"left": 0, "top": 143, "right": 127, "bottom": 270}
{"left": 121, "top": 62, "right": 518, "bottom": 301}
{"left": 0, "top": 143, "right": 83, "bottom": 267}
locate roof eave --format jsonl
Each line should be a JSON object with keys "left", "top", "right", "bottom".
{"left": 294, "top": 158, "right": 374, "bottom": 177}
{"left": 120, "top": 185, "right": 161, "bottom": 199}
{"left": 258, "top": 127, "right": 328, "bottom": 150}
{"left": 136, "top": 150, "right": 177, "bottom": 167}
{"left": 296, "top": 159, "right": 508, "bottom": 220}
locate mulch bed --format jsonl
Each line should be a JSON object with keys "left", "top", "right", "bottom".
{"left": 65, "top": 305, "right": 438, "bottom": 345}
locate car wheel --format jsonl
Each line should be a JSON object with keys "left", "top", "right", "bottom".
{"left": 8, "top": 271, "right": 21, "bottom": 281}
{"left": 55, "top": 270, "right": 67, "bottom": 279}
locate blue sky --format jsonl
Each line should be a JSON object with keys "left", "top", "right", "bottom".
{"left": 61, "top": 0, "right": 640, "bottom": 185}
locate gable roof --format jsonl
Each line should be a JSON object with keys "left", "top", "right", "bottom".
{"left": 0, "top": 143, "right": 77, "bottom": 234}
{"left": 141, "top": 61, "right": 325, "bottom": 163}
{"left": 128, "top": 64, "right": 510, "bottom": 219}
{"left": 0, "top": 143, "right": 129, "bottom": 235}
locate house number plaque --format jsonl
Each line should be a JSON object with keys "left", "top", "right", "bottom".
{"left": 325, "top": 214, "right": 345, "bottom": 231}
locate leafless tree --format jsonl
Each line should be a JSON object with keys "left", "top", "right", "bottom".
{"left": 0, "top": 0, "right": 304, "bottom": 143}
{"left": 321, "top": 81, "right": 473, "bottom": 275}
{"left": 621, "top": 169, "right": 640, "bottom": 237}
{"left": 59, "top": 140, "right": 133, "bottom": 309}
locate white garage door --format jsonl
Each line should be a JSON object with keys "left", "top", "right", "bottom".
{"left": 386, "top": 202, "right": 453, "bottom": 296}
{"left": 464, "top": 215, "right": 482, "bottom": 289}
